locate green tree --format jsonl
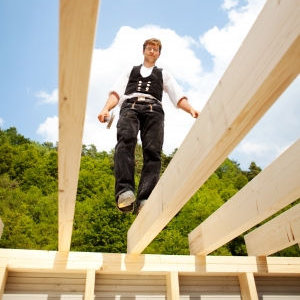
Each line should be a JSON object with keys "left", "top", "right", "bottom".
{"left": 244, "top": 161, "right": 262, "bottom": 181}
{"left": 0, "top": 144, "right": 15, "bottom": 174}
{"left": 0, "top": 126, "right": 298, "bottom": 257}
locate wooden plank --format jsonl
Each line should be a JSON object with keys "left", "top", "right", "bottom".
{"left": 180, "top": 275, "right": 241, "bottom": 291}
{"left": 7, "top": 272, "right": 85, "bottom": 279}
{"left": 3, "top": 296, "right": 83, "bottom": 300}
{"left": 255, "top": 276, "right": 300, "bottom": 297}
{"left": 58, "top": 0, "right": 99, "bottom": 252}
{"left": 0, "top": 219, "right": 3, "bottom": 239}
{"left": 166, "top": 272, "right": 179, "bottom": 300}
{"left": 4, "top": 272, "right": 85, "bottom": 293}
{"left": 94, "top": 293, "right": 165, "bottom": 299}
{"left": 238, "top": 273, "right": 258, "bottom": 300}
{"left": 95, "top": 277, "right": 166, "bottom": 286}
{"left": 6, "top": 276, "right": 84, "bottom": 285}
{"left": 127, "top": 0, "right": 300, "bottom": 254}
{"left": 0, "top": 249, "right": 299, "bottom": 275}
{"left": 0, "top": 266, "right": 7, "bottom": 300}
{"left": 189, "top": 139, "right": 300, "bottom": 255}
{"left": 179, "top": 275, "right": 241, "bottom": 299}
{"left": 94, "top": 274, "right": 166, "bottom": 297}
{"left": 4, "top": 283, "right": 84, "bottom": 292}
{"left": 4, "top": 267, "right": 85, "bottom": 296}
{"left": 245, "top": 204, "right": 300, "bottom": 256}
{"left": 95, "top": 285, "right": 165, "bottom": 292}
{"left": 84, "top": 269, "right": 95, "bottom": 300}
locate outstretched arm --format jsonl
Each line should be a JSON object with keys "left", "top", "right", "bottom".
{"left": 98, "top": 92, "right": 119, "bottom": 123}
{"left": 177, "top": 97, "right": 199, "bottom": 118}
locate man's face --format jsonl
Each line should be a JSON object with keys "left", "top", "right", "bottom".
{"left": 143, "top": 43, "right": 160, "bottom": 64}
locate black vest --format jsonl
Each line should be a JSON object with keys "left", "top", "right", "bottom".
{"left": 124, "top": 65, "right": 163, "bottom": 101}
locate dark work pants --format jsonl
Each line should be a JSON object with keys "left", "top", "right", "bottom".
{"left": 114, "top": 100, "right": 164, "bottom": 204}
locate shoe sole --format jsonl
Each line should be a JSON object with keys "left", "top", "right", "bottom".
{"left": 117, "top": 202, "right": 135, "bottom": 213}
{"left": 118, "top": 192, "right": 135, "bottom": 208}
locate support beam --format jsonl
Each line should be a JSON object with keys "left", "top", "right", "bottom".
{"left": 85, "top": 269, "right": 95, "bottom": 300}
{"left": 189, "top": 140, "right": 300, "bottom": 255}
{"left": 166, "top": 272, "right": 180, "bottom": 300}
{"left": 58, "top": 0, "right": 99, "bottom": 252}
{"left": 245, "top": 204, "right": 300, "bottom": 256}
{"left": 0, "top": 219, "right": 3, "bottom": 238}
{"left": 127, "top": 0, "right": 300, "bottom": 254}
{"left": 0, "top": 266, "right": 7, "bottom": 300}
{"left": 239, "top": 273, "right": 258, "bottom": 300}
{"left": 0, "top": 249, "right": 299, "bottom": 275}
{"left": 238, "top": 273, "right": 258, "bottom": 300}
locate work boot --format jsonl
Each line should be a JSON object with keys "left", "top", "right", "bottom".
{"left": 117, "top": 190, "right": 135, "bottom": 212}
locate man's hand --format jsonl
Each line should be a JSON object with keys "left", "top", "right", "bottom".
{"left": 97, "top": 92, "right": 119, "bottom": 123}
{"left": 189, "top": 108, "right": 199, "bottom": 118}
{"left": 98, "top": 109, "right": 110, "bottom": 123}
{"left": 177, "top": 97, "right": 199, "bottom": 119}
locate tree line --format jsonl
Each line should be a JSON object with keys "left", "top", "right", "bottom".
{"left": 0, "top": 127, "right": 298, "bottom": 256}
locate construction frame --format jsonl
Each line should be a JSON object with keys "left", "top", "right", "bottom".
{"left": 0, "top": 0, "right": 299, "bottom": 299}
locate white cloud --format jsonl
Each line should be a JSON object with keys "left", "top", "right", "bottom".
{"left": 200, "top": 0, "right": 265, "bottom": 75}
{"left": 238, "top": 141, "right": 271, "bottom": 156}
{"left": 231, "top": 76, "right": 300, "bottom": 170}
{"left": 35, "top": 89, "right": 58, "bottom": 104}
{"left": 0, "top": 117, "right": 4, "bottom": 127}
{"left": 36, "top": 0, "right": 300, "bottom": 171}
{"left": 37, "top": 116, "right": 58, "bottom": 143}
{"left": 222, "top": 0, "right": 239, "bottom": 10}
{"left": 234, "top": 140, "right": 289, "bottom": 165}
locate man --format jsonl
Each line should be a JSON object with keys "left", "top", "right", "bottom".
{"left": 98, "top": 38, "right": 199, "bottom": 214}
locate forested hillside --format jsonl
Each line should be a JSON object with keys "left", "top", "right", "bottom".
{"left": 0, "top": 127, "right": 298, "bottom": 256}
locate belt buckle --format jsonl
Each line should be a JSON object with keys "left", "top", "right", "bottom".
{"left": 137, "top": 96, "right": 145, "bottom": 101}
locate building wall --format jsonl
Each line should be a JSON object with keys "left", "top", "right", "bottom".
{"left": 255, "top": 276, "right": 300, "bottom": 300}
{"left": 3, "top": 272, "right": 300, "bottom": 300}
{"left": 179, "top": 275, "right": 241, "bottom": 300}
{"left": 3, "top": 272, "right": 85, "bottom": 300}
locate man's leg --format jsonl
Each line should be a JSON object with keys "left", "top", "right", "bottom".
{"left": 137, "top": 104, "right": 164, "bottom": 203}
{"left": 114, "top": 104, "right": 139, "bottom": 210}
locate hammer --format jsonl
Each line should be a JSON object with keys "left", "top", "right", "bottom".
{"left": 104, "top": 111, "right": 115, "bottom": 129}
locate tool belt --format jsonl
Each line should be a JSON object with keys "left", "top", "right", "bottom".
{"left": 125, "top": 96, "right": 162, "bottom": 106}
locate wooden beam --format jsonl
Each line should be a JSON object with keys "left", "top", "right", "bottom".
{"left": 0, "top": 266, "right": 7, "bottom": 299}
{"left": 189, "top": 140, "right": 300, "bottom": 255}
{"left": 0, "top": 219, "right": 3, "bottom": 238}
{"left": 127, "top": 0, "right": 300, "bottom": 254}
{"left": 238, "top": 273, "right": 258, "bottom": 300}
{"left": 58, "top": 0, "right": 99, "bottom": 252}
{"left": 0, "top": 249, "right": 299, "bottom": 275}
{"left": 245, "top": 204, "right": 300, "bottom": 256}
{"left": 85, "top": 269, "right": 95, "bottom": 300}
{"left": 166, "top": 272, "right": 180, "bottom": 300}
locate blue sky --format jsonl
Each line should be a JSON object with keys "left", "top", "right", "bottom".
{"left": 0, "top": 0, "right": 224, "bottom": 138}
{"left": 1, "top": 0, "right": 299, "bottom": 170}
{"left": 1, "top": 1, "right": 58, "bottom": 136}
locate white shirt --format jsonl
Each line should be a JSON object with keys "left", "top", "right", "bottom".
{"left": 110, "top": 65, "right": 186, "bottom": 107}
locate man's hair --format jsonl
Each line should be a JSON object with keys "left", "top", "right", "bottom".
{"left": 143, "top": 38, "right": 162, "bottom": 53}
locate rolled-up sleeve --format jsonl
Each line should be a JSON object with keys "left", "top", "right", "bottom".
{"left": 163, "top": 70, "right": 187, "bottom": 107}
{"left": 109, "top": 70, "right": 130, "bottom": 99}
